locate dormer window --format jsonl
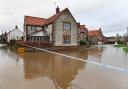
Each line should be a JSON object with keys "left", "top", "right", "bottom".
{"left": 63, "top": 22, "right": 71, "bottom": 30}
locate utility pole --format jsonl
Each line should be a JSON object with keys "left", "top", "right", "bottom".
{"left": 127, "top": 27, "right": 128, "bottom": 35}
{"left": 2, "top": 30, "right": 3, "bottom": 35}
{"left": 126, "top": 27, "right": 128, "bottom": 43}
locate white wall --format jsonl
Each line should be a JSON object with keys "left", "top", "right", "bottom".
{"left": 7, "top": 29, "right": 23, "bottom": 42}
{"left": 30, "top": 31, "right": 46, "bottom": 36}
{"left": 37, "top": 27, "right": 42, "bottom": 31}
{"left": 27, "top": 26, "right": 42, "bottom": 35}
{"left": 46, "top": 24, "right": 52, "bottom": 41}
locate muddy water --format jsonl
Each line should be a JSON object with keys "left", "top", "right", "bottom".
{"left": 0, "top": 45, "right": 128, "bottom": 89}
{"left": 56, "top": 45, "right": 128, "bottom": 68}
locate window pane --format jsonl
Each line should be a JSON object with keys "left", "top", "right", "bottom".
{"left": 63, "top": 36, "right": 71, "bottom": 44}
{"left": 63, "top": 23, "right": 71, "bottom": 30}
{"left": 31, "top": 26, "right": 37, "bottom": 31}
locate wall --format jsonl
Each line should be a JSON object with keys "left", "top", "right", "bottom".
{"left": 7, "top": 29, "right": 23, "bottom": 42}
{"left": 30, "top": 31, "right": 46, "bottom": 36}
{"left": 27, "top": 26, "right": 42, "bottom": 35}
{"left": 46, "top": 24, "right": 52, "bottom": 41}
{"left": 90, "top": 36, "right": 98, "bottom": 44}
{"left": 54, "top": 10, "right": 78, "bottom": 46}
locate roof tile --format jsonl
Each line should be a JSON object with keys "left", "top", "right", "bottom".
{"left": 88, "top": 29, "right": 104, "bottom": 41}
{"left": 24, "top": 8, "right": 68, "bottom": 26}
{"left": 24, "top": 16, "right": 47, "bottom": 26}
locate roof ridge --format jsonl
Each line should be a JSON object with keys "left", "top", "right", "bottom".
{"left": 25, "top": 15, "right": 47, "bottom": 20}
{"left": 24, "top": 8, "right": 69, "bottom": 26}
{"left": 46, "top": 8, "right": 69, "bottom": 25}
{"left": 89, "top": 29, "right": 100, "bottom": 31}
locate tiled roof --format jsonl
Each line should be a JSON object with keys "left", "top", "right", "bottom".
{"left": 24, "top": 16, "right": 47, "bottom": 26}
{"left": 88, "top": 29, "right": 104, "bottom": 41}
{"left": 46, "top": 8, "right": 68, "bottom": 25}
{"left": 24, "top": 8, "right": 68, "bottom": 26}
{"left": 88, "top": 30, "right": 100, "bottom": 36}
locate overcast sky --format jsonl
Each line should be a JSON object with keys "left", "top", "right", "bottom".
{"left": 0, "top": 0, "right": 128, "bottom": 36}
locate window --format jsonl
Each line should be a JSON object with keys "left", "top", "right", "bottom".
{"left": 16, "top": 36, "right": 19, "bottom": 40}
{"left": 45, "top": 26, "right": 48, "bottom": 29}
{"left": 63, "top": 36, "right": 71, "bottom": 44}
{"left": 63, "top": 22, "right": 71, "bottom": 30}
{"left": 31, "top": 26, "right": 37, "bottom": 31}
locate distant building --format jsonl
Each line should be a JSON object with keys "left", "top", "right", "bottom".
{"left": 24, "top": 6, "right": 78, "bottom": 47}
{"left": 105, "top": 35, "right": 126, "bottom": 44}
{"left": 0, "top": 32, "right": 8, "bottom": 43}
{"left": 88, "top": 28, "right": 105, "bottom": 45}
{"left": 105, "top": 36, "right": 117, "bottom": 44}
{"left": 77, "top": 23, "right": 88, "bottom": 43}
{"left": 7, "top": 26, "right": 24, "bottom": 42}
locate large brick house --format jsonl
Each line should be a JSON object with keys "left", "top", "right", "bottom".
{"left": 24, "top": 7, "right": 78, "bottom": 47}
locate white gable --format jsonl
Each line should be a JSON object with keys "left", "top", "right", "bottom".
{"left": 7, "top": 29, "right": 24, "bottom": 42}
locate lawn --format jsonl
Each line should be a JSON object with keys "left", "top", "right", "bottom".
{"left": 123, "top": 47, "right": 128, "bottom": 53}
{"left": 114, "top": 44, "right": 128, "bottom": 53}
{"left": 114, "top": 44, "right": 127, "bottom": 48}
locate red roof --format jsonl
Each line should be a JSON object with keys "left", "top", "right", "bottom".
{"left": 88, "top": 29, "right": 104, "bottom": 41}
{"left": 24, "top": 16, "right": 47, "bottom": 26}
{"left": 24, "top": 8, "right": 69, "bottom": 26}
{"left": 46, "top": 8, "right": 68, "bottom": 25}
{"left": 88, "top": 30, "right": 100, "bottom": 36}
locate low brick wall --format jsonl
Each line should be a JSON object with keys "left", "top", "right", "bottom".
{"left": 16, "top": 41, "right": 88, "bottom": 51}
{"left": 53, "top": 46, "right": 79, "bottom": 50}
{"left": 16, "top": 41, "right": 52, "bottom": 48}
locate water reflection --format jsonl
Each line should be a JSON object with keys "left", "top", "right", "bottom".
{"left": 87, "top": 47, "right": 104, "bottom": 62}
{"left": 1, "top": 47, "right": 22, "bottom": 64}
{"left": 0, "top": 45, "right": 128, "bottom": 89}
{"left": 55, "top": 45, "right": 128, "bottom": 68}
{"left": 55, "top": 47, "right": 104, "bottom": 64}
{"left": 23, "top": 52, "right": 85, "bottom": 89}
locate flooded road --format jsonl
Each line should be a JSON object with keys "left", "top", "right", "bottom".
{"left": 0, "top": 45, "right": 128, "bottom": 89}
{"left": 56, "top": 45, "right": 128, "bottom": 68}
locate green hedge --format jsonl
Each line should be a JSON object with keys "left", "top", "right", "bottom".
{"left": 114, "top": 44, "right": 127, "bottom": 48}
{"left": 80, "top": 40, "right": 86, "bottom": 45}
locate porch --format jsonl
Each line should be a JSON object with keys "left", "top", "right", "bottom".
{"left": 27, "top": 36, "right": 50, "bottom": 42}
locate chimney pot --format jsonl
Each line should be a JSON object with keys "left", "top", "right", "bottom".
{"left": 56, "top": 6, "right": 60, "bottom": 14}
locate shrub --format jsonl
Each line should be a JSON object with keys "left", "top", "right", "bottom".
{"left": 80, "top": 40, "right": 86, "bottom": 45}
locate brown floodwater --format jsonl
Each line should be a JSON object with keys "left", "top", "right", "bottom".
{"left": 0, "top": 45, "right": 128, "bottom": 89}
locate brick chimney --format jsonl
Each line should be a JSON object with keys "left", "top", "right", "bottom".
{"left": 15, "top": 25, "right": 18, "bottom": 29}
{"left": 56, "top": 6, "right": 60, "bottom": 14}
{"left": 99, "top": 27, "right": 101, "bottom": 30}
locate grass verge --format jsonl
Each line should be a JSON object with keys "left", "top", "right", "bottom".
{"left": 114, "top": 44, "right": 127, "bottom": 48}
{"left": 114, "top": 44, "right": 128, "bottom": 53}
{"left": 123, "top": 47, "right": 128, "bottom": 53}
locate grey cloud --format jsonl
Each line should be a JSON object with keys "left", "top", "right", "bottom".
{"left": 0, "top": 0, "right": 128, "bottom": 36}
